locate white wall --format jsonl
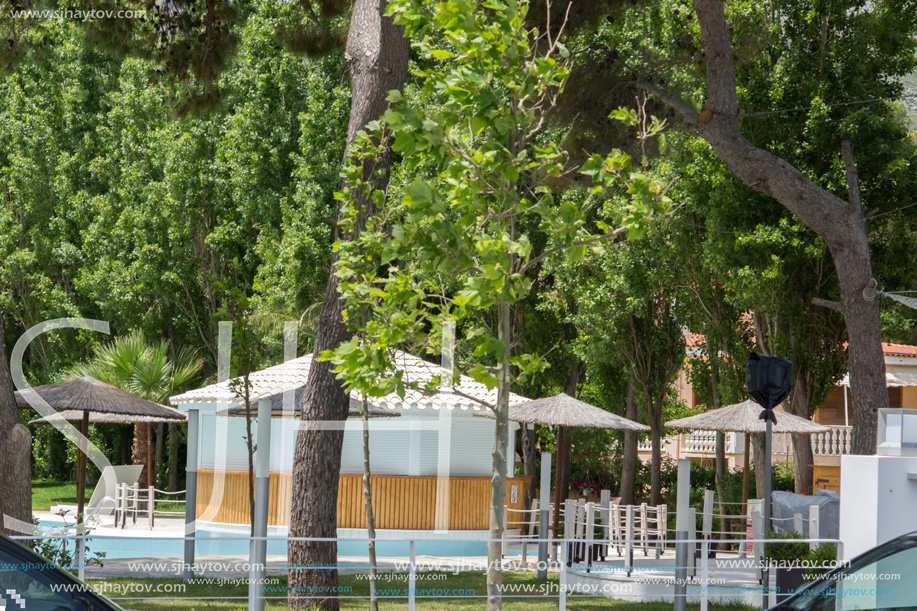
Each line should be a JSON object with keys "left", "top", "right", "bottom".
{"left": 193, "top": 406, "right": 515, "bottom": 478}
{"left": 840, "top": 455, "right": 917, "bottom": 560}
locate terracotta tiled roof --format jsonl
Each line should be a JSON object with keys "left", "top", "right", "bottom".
{"left": 882, "top": 343, "right": 917, "bottom": 357}
{"left": 685, "top": 333, "right": 705, "bottom": 348}
{"left": 684, "top": 334, "right": 917, "bottom": 358}
{"left": 170, "top": 350, "right": 529, "bottom": 411}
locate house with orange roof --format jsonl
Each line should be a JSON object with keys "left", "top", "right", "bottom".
{"left": 639, "top": 340, "right": 917, "bottom": 493}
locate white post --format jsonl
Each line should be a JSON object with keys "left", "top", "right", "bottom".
{"left": 409, "top": 540, "right": 416, "bottom": 611}
{"left": 559, "top": 536, "right": 567, "bottom": 611}
{"left": 613, "top": 504, "right": 623, "bottom": 556}
{"left": 148, "top": 486, "right": 155, "bottom": 529}
{"left": 575, "top": 500, "right": 586, "bottom": 563}
{"left": 537, "top": 451, "right": 551, "bottom": 579}
{"left": 116, "top": 483, "right": 124, "bottom": 528}
{"left": 640, "top": 502, "right": 648, "bottom": 555}
{"left": 702, "top": 489, "right": 714, "bottom": 541}
{"left": 247, "top": 538, "right": 257, "bottom": 609}
{"left": 688, "top": 508, "right": 697, "bottom": 577}
{"left": 77, "top": 531, "right": 86, "bottom": 582}
{"left": 183, "top": 406, "right": 199, "bottom": 583}
{"left": 600, "top": 490, "right": 611, "bottom": 562}
{"left": 793, "top": 512, "right": 804, "bottom": 535}
{"left": 502, "top": 506, "right": 509, "bottom": 556}
{"left": 132, "top": 484, "right": 138, "bottom": 524}
{"left": 809, "top": 505, "right": 820, "bottom": 550}
{"left": 251, "top": 397, "right": 272, "bottom": 611}
{"left": 625, "top": 505, "right": 634, "bottom": 577}
{"left": 674, "top": 458, "right": 691, "bottom": 611}
{"left": 563, "top": 498, "right": 575, "bottom": 566}
{"left": 700, "top": 535, "right": 710, "bottom": 611}
{"left": 585, "top": 502, "right": 595, "bottom": 570}
{"left": 751, "top": 505, "right": 763, "bottom": 582}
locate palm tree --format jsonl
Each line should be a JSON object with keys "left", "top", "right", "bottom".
{"left": 67, "top": 332, "right": 203, "bottom": 488}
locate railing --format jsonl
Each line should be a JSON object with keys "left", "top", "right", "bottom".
{"left": 812, "top": 425, "right": 852, "bottom": 455}
{"left": 13, "top": 530, "right": 842, "bottom": 610}
{"left": 673, "top": 425, "right": 851, "bottom": 457}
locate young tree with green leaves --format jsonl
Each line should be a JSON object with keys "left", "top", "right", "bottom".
{"left": 324, "top": 1, "right": 672, "bottom": 607}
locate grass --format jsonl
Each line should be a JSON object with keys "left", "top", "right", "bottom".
{"left": 32, "top": 479, "right": 185, "bottom": 515}
{"left": 86, "top": 572, "right": 759, "bottom": 611}
{"left": 32, "top": 479, "right": 89, "bottom": 512}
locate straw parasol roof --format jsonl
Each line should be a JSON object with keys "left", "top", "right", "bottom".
{"left": 478, "top": 392, "right": 647, "bottom": 538}
{"left": 15, "top": 376, "right": 181, "bottom": 524}
{"left": 15, "top": 377, "right": 180, "bottom": 418}
{"left": 216, "top": 386, "right": 399, "bottom": 419}
{"left": 665, "top": 399, "right": 830, "bottom": 433}
{"left": 29, "top": 408, "right": 186, "bottom": 426}
{"left": 476, "top": 392, "right": 650, "bottom": 431}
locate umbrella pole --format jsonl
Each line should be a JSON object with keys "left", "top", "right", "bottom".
{"left": 742, "top": 433, "right": 750, "bottom": 514}
{"left": 76, "top": 410, "right": 89, "bottom": 525}
{"left": 552, "top": 425, "right": 565, "bottom": 541}
{"left": 147, "top": 422, "right": 154, "bottom": 489}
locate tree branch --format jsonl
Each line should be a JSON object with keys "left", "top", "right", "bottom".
{"left": 841, "top": 140, "right": 861, "bottom": 211}
{"left": 811, "top": 297, "right": 843, "bottom": 312}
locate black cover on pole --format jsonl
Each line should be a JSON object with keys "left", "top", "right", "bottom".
{"left": 746, "top": 353, "right": 792, "bottom": 423}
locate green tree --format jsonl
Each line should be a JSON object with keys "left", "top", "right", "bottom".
{"left": 67, "top": 332, "right": 203, "bottom": 488}
{"left": 324, "top": 0, "right": 670, "bottom": 606}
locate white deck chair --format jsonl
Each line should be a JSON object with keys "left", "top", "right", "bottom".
{"left": 51, "top": 465, "right": 143, "bottom": 518}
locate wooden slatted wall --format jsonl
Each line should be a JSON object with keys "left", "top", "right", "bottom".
{"left": 196, "top": 469, "right": 530, "bottom": 530}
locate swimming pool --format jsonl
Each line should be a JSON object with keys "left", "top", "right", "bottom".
{"left": 35, "top": 520, "right": 494, "bottom": 559}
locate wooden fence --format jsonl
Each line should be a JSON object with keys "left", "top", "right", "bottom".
{"left": 195, "top": 469, "right": 530, "bottom": 530}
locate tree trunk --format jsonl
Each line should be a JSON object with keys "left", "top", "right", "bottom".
{"left": 155, "top": 423, "right": 164, "bottom": 489}
{"left": 132, "top": 423, "right": 151, "bottom": 488}
{"left": 487, "top": 302, "right": 512, "bottom": 611}
{"left": 361, "top": 398, "right": 378, "bottom": 611}
{"left": 0, "top": 320, "right": 32, "bottom": 537}
{"left": 168, "top": 423, "right": 179, "bottom": 491}
{"left": 521, "top": 425, "right": 536, "bottom": 513}
{"left": 787, "top": 379, "right": 814, "bottom": 495}
{"left": 121, "top": 426, "right": 132, "bottom": 467}
{"left": 619, "top": 382, "right": 638, "bottom": 505}
{"left": 641, "top": 0, "right": 888, "bottom": 453}
{"left": 286, "top": 2, "right": 408, "bottom": 607}
{"left": 646, "top": 391, "right": 663, "bottom": 506}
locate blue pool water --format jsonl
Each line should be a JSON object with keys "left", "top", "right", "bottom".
{"left": 36, "top": 520, "right": 490, "bottom": 559}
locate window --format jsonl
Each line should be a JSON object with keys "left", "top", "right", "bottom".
{"left": 788, "top": 538, "right": 917, "bottom": 611}
{"left": 0, "top": 541, "right": 76, "bottom": 611}
{"left": 888, "top": 386, "right": 903, "bottom": 409}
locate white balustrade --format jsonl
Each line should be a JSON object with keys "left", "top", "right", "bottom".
{"left": 811, "top": 425, "right": 852, "bottom": 456}
{"left": 665, "top": 425, "right": 852, "bottom": 457}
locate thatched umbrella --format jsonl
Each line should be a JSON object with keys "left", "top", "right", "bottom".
{"left": 666, "top": 399, "right": 830, "bottom": 506}
{"left": 477, "top": 392, "right": 649, "bottom": 537}
{"left": 29, "top": 409, "right": 187, "bottom": 426}
{"left": 16, "top": 377, "right": 184, "bottom": 522}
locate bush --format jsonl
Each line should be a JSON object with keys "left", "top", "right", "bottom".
{"left": 805, "top": 543, "right": 838, "bottom": 576}
{"left": 764, "top": 530, "right": 810, "bottom": 564}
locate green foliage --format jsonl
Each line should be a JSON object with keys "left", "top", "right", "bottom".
{"left": 764, "top": 531, "right": 810, "bottom": 564}
{"left": 66, "top": 331, "right": 203, "bottom": 403}
{"left": 805, "top": 543, "right": 838, "bottom": 577}
{"left": 325, "top": 0, "right": 671, "bottom": 402}
{"left": 0, "top": 8, "right": 348, "bottom": 379}
{"left": 32, "top": 511, "right": 105, "bottom": 573}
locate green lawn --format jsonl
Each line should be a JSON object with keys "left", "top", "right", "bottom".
{"left": 32, "top": 479, "right": 89, "bottom": 512}
{"left": 32, "top": 479, "right": 185, "bottom": 515}
{"left": 87, "top": 572, "right": 758, "bottom": 611}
